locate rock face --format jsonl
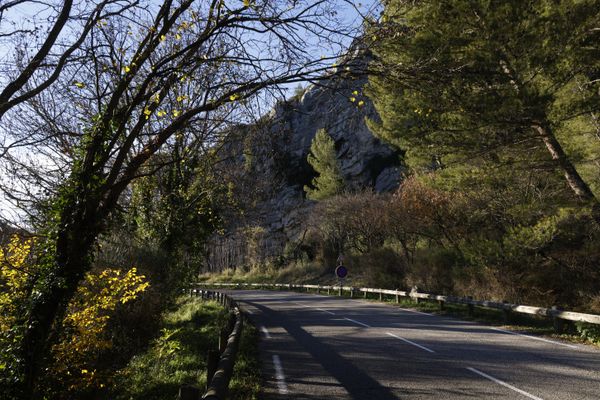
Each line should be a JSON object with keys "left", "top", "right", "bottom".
{"left": 206, "top": 66, "right": 402, "bottom": 271}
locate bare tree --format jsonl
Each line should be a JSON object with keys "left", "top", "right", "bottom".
{"left": 0, "top": 0, "right": 366, "bottom": 396}
{"left": 0, "top": 0, "right": 142, "bottom": 119}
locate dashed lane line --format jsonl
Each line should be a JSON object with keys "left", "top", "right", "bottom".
{"left": 386, "top": 332, "right": 436, "bottom": 353}
{"left": 260, "top": 325, "right": 271, "bottom": 339}
{"left": 272, "top": 355, "right": 289, "bottom": 394}
{"left": 343, "top": 317, "right": 371, "bottom": 328}
{"left": 291, "top": 301, "right": 335, "bottom": 315}
{"left": 467, "top": 367, "right": 544, "bottom": 400}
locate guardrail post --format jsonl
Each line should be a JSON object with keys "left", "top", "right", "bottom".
{"left": 395, "top": 290, "right": 399, "bottom": 304}
{"left": 327, "top": 286, "right": 330, "bottom": 295}
{"left": 350, "top": 287, "right": 354, "bottom": 298}
{"left": 206, "top": 349, "right": 220, "bottom": 389}
{"left": 178, "top": 384, "right": 200, "bottom": 400}
{"left": 552, "top": 306, "right": 564, "bottom": 333}
{"left": 364, "top": 290, "right": 367, "bottom": 299}
{"left": 219, "top": 328, "right": 228, "bottom": 353}
{"left": 467, "top": 296, "right": 474, "bottom": 317}
{"left": 502, "top": 301, "right": 510, "bottom": 324}
{"left": 438, "top": 300, "right": 445, "bottom": 311}
{"left": 338, "top": 285, "right": 342, "bottom": 297}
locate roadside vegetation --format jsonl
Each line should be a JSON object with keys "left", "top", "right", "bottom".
{"left": 113, "top": 296, "right": 260, "bottom": 400}
{"left": 207, "top": 0, "right": 600, "bottom": 322}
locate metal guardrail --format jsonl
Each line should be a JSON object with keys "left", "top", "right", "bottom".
{"left": 200, "top": 282, "right": 600, "bottom": 330}
{"left": 178, "top": 289, "right": 244, "bottom": 400}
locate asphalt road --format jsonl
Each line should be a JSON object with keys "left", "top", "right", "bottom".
{"left": 228, "top": 290, "right": 600, "bottom": 400}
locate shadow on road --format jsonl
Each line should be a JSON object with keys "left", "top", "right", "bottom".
{"left": 245, "top": 300, "right": 401, "bottom": 400}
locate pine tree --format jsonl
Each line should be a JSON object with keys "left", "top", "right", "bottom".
{"left": 304, "top": 128, "right": 345, "bottom": 200}
{"left": 367, "top": 0, "right": 600, "bottom": 205}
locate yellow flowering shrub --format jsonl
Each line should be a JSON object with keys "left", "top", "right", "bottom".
{"left": 0, "top": 235, "right": 35, "bottom": 333}
{"left": 51, "top": 267, "right": 149, "bottom": 393}
{"left": 1, "top": 235, "right": 150, "bottom": 395}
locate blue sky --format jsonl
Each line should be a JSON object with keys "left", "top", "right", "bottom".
{"left": 0, "top": 0, "right": 380, "bottom": 222}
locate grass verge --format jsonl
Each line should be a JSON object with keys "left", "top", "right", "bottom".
{"left": 112, "top": 296, "right": 261, "bottom": 400}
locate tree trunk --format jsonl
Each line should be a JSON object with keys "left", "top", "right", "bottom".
{"left": 532, "top": 122, "right": 598, "bottom": 202}
{"left": 20, "top": 196, "right": 101, "bottom": 398}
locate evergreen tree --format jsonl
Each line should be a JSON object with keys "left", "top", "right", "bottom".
{"left": 304, "top": 128, "right": 345, "bottom": 200}
{"left": 367, "top": 0, "right": 600, "bottom": 207}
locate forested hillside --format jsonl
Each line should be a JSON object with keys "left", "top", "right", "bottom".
{"left": 208, "top": 0, "right": 600, "bottom": 317}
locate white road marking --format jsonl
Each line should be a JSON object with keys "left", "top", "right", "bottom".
{"left": 398, "top": 307, "right": 434, "bottom": 317}
{"left": 291, "top": 301, "right": 335, "bottom": 315}
{"left": 344, "top": 317, "right": 371, "bottom": 328}
{"left": 490, "top": 327, "right": 579, "bottom": 350}
{"left": 272, "top": 355, "right": 289, "bottom": 394}
{"left": 260, "top": 325, "right": 271, "bottom": 339}
{"left": 244, "top": 308, "right": 253, "bottom": 314}
{"left": 467, "top": 367, "right": 544, "bottom": 400}
{"left": 386, "top": 332, "right": 436, "bottom": 353}
{"left": 317, "top": 308, "right": 336, "bottom": 315}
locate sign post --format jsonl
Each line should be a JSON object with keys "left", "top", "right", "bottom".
{"left": 335, "top": 265, "right": 348, "bottom": 296}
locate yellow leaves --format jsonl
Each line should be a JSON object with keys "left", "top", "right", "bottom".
{"left": 173, "top": 109, "right": 181, "bottom": 117}
{"left": 358, "top": 100, "right": 365, "bottom": 107}
{"left": 51, "top": 267, "right": 149, "bottom": 392}
{"left": 176, "top": 95, "right": 188, "bottom": 102}
{"left": 160, "top": 34, "right": 166, "bottom": 42}
{"left": 349, "top": 97, "right": 356, "bottom": 102}
{"left": 72, "top": 81, "right": 85, "bottom": 89}
{"left": 352, "top": 90, "right": 359, "bottom": 95}
{"left": 243, "top": 0, "right": 251, "bottom": 6}
{"left": 123, "top": 65, "right": 131, "bottom": 73}
{"left": 152, "top": 93, "right": 160, "bottom": 103}
{"left": 229, "top": 93, "right": 239, "bottom": 101}
{"left": 143, "top": 108, "right": 152, "bottom": 120}
{"left": 157, "top": 110, "right": 167, "bottom": 118}
{"left": 0, "top": 235, "right": 35, "bottom": 333}
{"left": 175, "top": 33, "right": 181, "bottom": 40}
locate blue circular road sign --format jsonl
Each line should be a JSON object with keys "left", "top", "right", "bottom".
{"left": 335, "top": 265, "right": 348, "bottom": 279}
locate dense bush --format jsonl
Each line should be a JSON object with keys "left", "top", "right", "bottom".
{"left": 304, "top": 175, "right": 600, "bottom": 312}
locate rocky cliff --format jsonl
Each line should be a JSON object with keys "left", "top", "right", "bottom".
{"left": 206, "top": 64, "right": 402, "bottom": 271}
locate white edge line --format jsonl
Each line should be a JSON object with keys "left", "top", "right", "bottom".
{"left": 490, "top": 327, "right": 579, "bottom": 350}
{"left": 272, "top": 355, "right": 289, "bottom": 394}
{"left": 398, "top": 307, "right": 434, "bottom": 317}
{"left": 244, "top": 308, "right": 253, "bottom": 315}
{"left": 386, "top": 332, "right": 435, "bottom": 353}
{"left": 344, "top": 317, "right": 371, "bottom": 328}
{"left": 260, "top": 325, "right": 271, "bottom": 339}
{"left": 467, "top": 367, "right": 544, "bottom": 400}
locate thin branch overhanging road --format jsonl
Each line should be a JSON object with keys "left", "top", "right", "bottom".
{"left": 228, "top": 290, "right": 600, "bottom": 400}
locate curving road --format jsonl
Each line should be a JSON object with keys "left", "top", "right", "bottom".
{"left": 227, "top": 290, "right": 600, "bottom": 400}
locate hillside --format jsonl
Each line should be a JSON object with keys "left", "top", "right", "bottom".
{"left": 206, "top": 58, "right": 402, "bottom": 271}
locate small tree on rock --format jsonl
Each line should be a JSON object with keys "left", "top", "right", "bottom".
{"left": 304, "top": 128, "right": 345, "bottom": 200}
